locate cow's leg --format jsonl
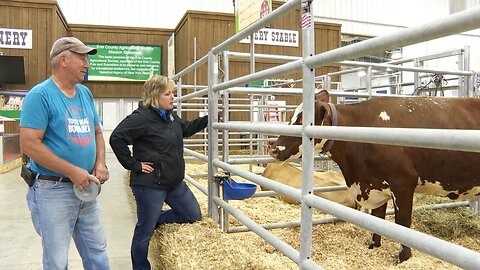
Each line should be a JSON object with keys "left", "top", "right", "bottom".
{"left": 392, "top": 189, "right": 415, "bottom": 263}
{"left": 368, "top": 202, "right": 387, "bottom": 249}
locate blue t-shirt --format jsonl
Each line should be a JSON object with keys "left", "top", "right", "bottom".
{"left": 20, "top": 78, "right": 100, "bottom": 177}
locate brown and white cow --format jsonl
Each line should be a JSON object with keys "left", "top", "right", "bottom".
{"left": 268, "top": 90, "right": 480, "bottom": 263}
{"left": 261, "top": 162, "right": 358, "bottom": 208}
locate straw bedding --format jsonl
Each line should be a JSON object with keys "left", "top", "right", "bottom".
{"left": 149, "top": 163, "right": 480, "bottom": 269}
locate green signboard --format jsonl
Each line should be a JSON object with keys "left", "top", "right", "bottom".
{"left": 246, "top": 80, "right": 274, "bottom": 87}
{"left": 86, "top": 44, "right": 161, "bottom": 81}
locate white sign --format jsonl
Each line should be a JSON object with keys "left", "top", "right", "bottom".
{"left": 240, "top": 28, "right": 298, "bottom": 47}
{"left": 0, "top": 28, "right": 32, "bottom": 49}
{"left": 235, "top": 0, "right": 272, "bottom": 32}
{"left": 167, "top": 33, "right": 175, "bottom": 79}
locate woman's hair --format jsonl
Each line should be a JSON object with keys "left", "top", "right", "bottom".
{"left": 142, "top": 75, "right": 175, "bottom": 108}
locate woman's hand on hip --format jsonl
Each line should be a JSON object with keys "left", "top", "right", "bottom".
{"left": 141, "top": 161, "right": 154, "bottom": 173}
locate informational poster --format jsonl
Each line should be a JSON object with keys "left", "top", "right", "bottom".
{"left": 86, "top": 44, "right": 161, "bottom": 81}
{"left": 235, "top": 0, "right": 272, "bottom": 32}
{"left": 167, "top": 33, "right": 175, "bottom": 79}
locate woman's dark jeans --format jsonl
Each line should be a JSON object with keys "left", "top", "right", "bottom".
{"left": 130, "top": 182, "right": 201, "bottom": 270}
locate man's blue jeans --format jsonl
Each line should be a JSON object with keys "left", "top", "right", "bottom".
{"left": 26, "top": 179, "right": 110, "bottom": 270}
{"left": 131, "top": 182, "right": 201, "bottom": 270}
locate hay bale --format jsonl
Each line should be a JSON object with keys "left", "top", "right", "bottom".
{"left": 151, "top": 218, "right": 298, "bottom": 270}
{"left": 150, "top": 163, "right": 480, "bottom": 269}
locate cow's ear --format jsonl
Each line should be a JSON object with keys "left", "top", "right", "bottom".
{"left": 315, "top": 90, "right": 329, "bottom": 102}
{"left": 315, "top": 101, "right": 329, "bottom": 125}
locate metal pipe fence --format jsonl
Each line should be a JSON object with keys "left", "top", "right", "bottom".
{"left": 227, "top": 201, "right": 470, "bottom": 233}
{"left": 171, "top": 1, "right": 480, "bottom": 269}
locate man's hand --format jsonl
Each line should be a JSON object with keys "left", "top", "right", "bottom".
{"left": 93, "top": 163, "right": 109, "bottom": 183}
{"left": 69, "top": 167, "right": 92, "bottom": 190}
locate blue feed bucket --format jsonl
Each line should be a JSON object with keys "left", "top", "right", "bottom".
{"left": 223, "top": 178, "right": 257, "bottom": 200}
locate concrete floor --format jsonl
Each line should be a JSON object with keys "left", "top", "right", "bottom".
{"left": 0, "top": 153, "right": 136, "bottom": 270}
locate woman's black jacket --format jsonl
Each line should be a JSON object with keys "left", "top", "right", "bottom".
{"left": 109, "top": 106, "right": 208, "bottom": 189}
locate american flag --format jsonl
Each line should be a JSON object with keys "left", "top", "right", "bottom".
{"left": 301, "top": 13, "right": 312, "bottom": 29}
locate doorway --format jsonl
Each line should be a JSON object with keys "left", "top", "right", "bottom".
{"left": 95, "top": 98, "right": 140, "bottom": 152}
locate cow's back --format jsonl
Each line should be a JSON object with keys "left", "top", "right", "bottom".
{"left": 341, "top": 97, "right": 480, "bottom": 129}
{"left": 333, "top": 96, "right": 480, "bottom": 199}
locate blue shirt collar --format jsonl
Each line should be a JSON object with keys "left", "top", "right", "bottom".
{"left": 155, "top": 108, "right": 167, "bottom": 120}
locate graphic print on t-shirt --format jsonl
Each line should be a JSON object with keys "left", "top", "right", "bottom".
{"left": 66, "top": 105, "right": 92, "bottom": 147}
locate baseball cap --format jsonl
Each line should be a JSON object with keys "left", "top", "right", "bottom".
{"left": 49, "top": 37, "right": 97, "bottom": 59}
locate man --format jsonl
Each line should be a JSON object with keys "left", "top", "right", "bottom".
{"left": 20, "top": 37, "right": 110, "bottom": 269}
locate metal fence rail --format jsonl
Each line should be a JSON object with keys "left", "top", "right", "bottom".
{"left": 215, "top": 122, "right": 480, "bottom": 153}
{"left": 170, "top": 1, "right": 480, "bottom": 269}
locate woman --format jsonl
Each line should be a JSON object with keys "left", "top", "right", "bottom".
{"left": 109, "top": 75, "right": 208, "bottom": 270}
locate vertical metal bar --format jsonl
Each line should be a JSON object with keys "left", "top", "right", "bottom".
{"left": 249, "top": 94, "right": 254, "bottom": 172}
{"left": 222, "top": 51, "right": 230, "bottom": 162}
{"left": 204, "top": 97, "right": 208, "bottom": 154}
{"left": 194, "top": 37, "right": 197, "bottom": 93}
{"left": 258, "top": 93, "right": 265, "bottom": 156}
{"left": 300, "top": 0, "right": 315, "bottom": 268}
{"left": 250, "top": 34, "right": 257, "bottom": 170}
{"left": 414, "top": 59, "right": 423, "bottom": 95}
{"left": 176, "top": 79, "right": 182, "bottom": 117}
{"left": 474, "top": 72, "right": 479, "bottom": 97}
{"left": 325, "top": 75, "right": 331, "bottom": 91}
{"left": 463, "top": 46, "right": 471, "bottom": 97}
{"left": 250, "top": 33, "right": 255, "bottom": 75}
{"left": 458, "top": 47, "right": 465, "bottom": 97}
{"left": 388, "top": 69, "right": 397, "bottom": 95}
{"left": 207, "top": 51, "right": 220, "bottom": 222}
{"left": 366, "top": 65, "right": 373, "bottom": 98}
{"left": 465, "top": 44, "right": 479, "bottom": 209}
{"left": 221, "top": 50, "right": 230, "bottom": 231}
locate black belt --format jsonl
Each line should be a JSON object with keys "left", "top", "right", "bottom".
{"left": 33, "top": 173, "right": 71, "bottom": 182}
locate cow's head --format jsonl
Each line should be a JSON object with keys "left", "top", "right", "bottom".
{"left": 268, "top": 90, "right": 335, "bottom": 161}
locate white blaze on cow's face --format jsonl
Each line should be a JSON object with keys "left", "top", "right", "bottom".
{"left": 271, "top": 100, "right": 330, "bottom": 160}
{"left": 290, "top": 106, "right": 330, "bottom": 158}
{"left": 379, "top": 111, "right": 390, "bottom": 121}
{"left": 290, "top": 135, "right": 329, "bottom": 159}
{"left": 348, "top": 181, "right": 392, "bottom": 210}
{"left": 290, "top": 103, "right": 304, "bottom": 125}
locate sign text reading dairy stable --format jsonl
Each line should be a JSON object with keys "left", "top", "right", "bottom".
{"left": 240, "top": 28, "right": 298, "bottom": 47}
{"left": 87, "top": 44, "right": 161, "bottom": 81}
